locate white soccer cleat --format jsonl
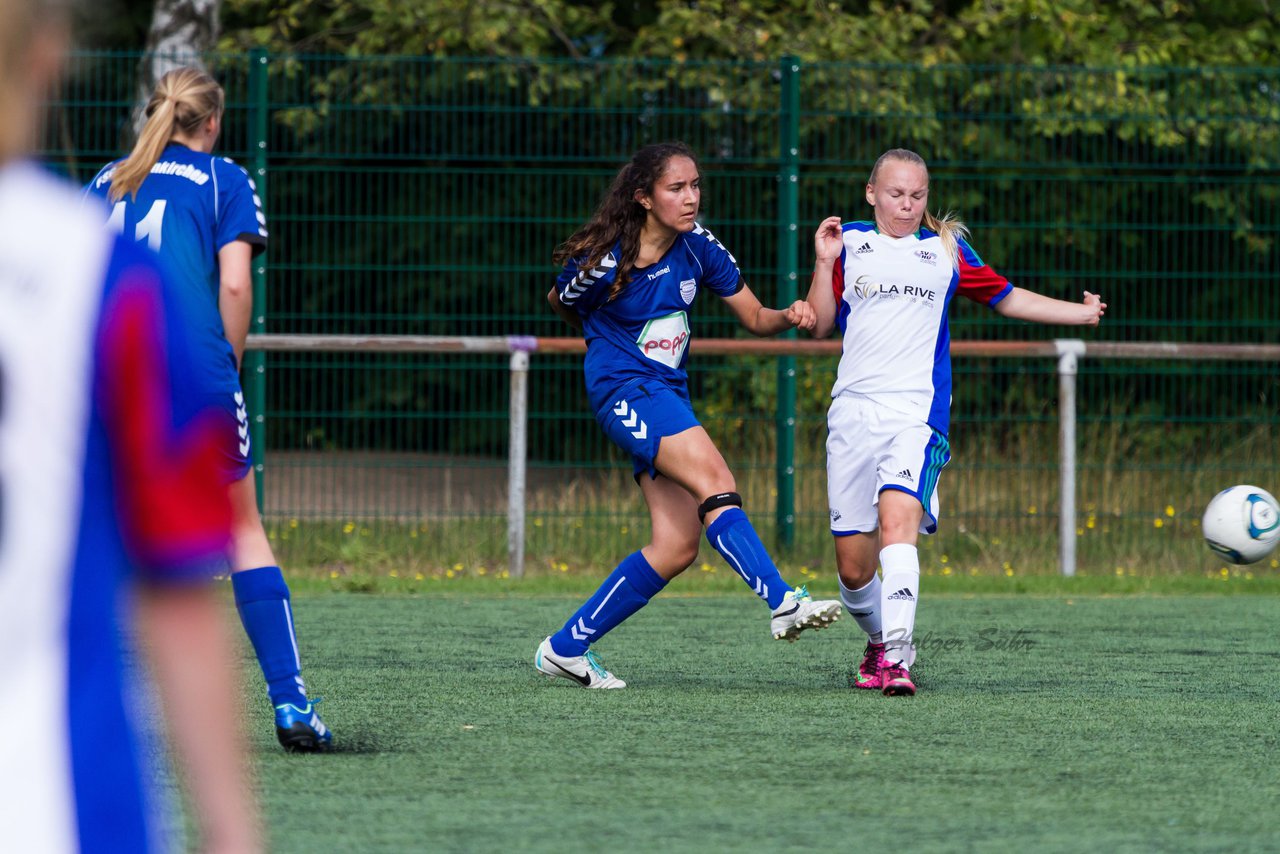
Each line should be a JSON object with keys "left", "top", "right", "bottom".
{"left": 535, "top": 637, "right": 626, "bottom": 689}
{"left": 770, "top": 585, "right": 841, "bottom": 642}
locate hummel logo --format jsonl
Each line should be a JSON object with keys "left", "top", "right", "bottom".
{"left": 854, "top": 242, "right": 873, "bottom": 254}
{"left": 887, "top": 587, "right": 915, "bottom": 601}
{"left": 896, "top": 468, "right": 914, "bottom": 481}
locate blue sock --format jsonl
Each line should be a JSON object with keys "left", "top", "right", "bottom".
{"left": 549, "top": 551, "right": 667, "bottom": 657}
{"left": 231, "top": 566, "right": 309, "bottom": 707}
{"left": 705, "top": 507, "right": 792, "bottom": 609}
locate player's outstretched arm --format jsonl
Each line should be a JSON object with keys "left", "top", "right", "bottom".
{"left": 805, "top": 216, "right": 844, "bottom": 338}
{"left": 995, "top": 288, "right": 1106, "bottom": 326}
{"left": 546, "top": 285, "right": 583, "bottom": 331}
{"left": 722, "top": 282, "right": 817, "bottom": 337}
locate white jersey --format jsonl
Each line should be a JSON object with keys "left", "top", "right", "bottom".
{"left": 826, "top": 221, "right": 1012, "bottom": 435}
{"left": 0, "top": 162, "right": 229, "bottom": 853}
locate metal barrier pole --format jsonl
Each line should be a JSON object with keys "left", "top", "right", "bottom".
{"left": 246, "top": 48, "right": 269, "bottom": 512}
{"left": 507, "top": 347, "right": 531, "bottom": 578}
{"left": 1056, "top": 340, "right": 1086, "bottom": 577}
{"left": 775, "top": 56, "right": 801, "bottom": 548}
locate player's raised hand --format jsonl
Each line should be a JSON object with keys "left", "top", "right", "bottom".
{"left": 1081, "top": 290, "right": 1107, "bottom": 325}
{"left": 813, "top": 216, "right": 843, "bottom": 265}
{"left": 783, "top": 299, "right": 817, "bottom": 331}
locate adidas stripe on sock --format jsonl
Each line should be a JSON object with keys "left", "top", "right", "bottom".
{"left": 879, "top": 543, "right": 920, "bottom": 667}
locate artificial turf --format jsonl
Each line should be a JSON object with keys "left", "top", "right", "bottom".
{"left": 221, "top": 585, "right": 1280, "bottom": 852}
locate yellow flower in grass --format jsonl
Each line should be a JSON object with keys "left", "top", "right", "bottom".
{"left": 289, "top": 518, "right": 299, "bottom": 529}
{"left": 342, "top": 522, "right": 355, "bottom": 535}
{"left": 1165, "top": 505, "right": 1176, "bottom": 517}
{"left": 389, "top": 570, "right": 399, "bottom": 578}
{"left": 1153, "top": 518, "right": 1164, "bottom": 529}
{"left": 415, "top": 573, "right": 425, "bottom": 581}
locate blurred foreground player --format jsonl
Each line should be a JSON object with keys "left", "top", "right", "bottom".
{"left": 0, "top": 2, "right": 261, "bottom": 850}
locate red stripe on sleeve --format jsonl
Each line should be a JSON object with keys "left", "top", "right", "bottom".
{"left": 97, "top": 274, "right": 231, "bottom": 578}
{"left": 956, "top": 250, "right": 1012, "bottom": 306}
{"left": 831, "top": 255, "right": 845, "bottom": 304}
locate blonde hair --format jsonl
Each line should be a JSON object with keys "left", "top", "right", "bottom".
{"left": 109, "top": 67, "right": 224, "bottom": 203}
{"left": 0, "top": 0, "right": 67, "bottom": 164}
{"left": 869, "top": 148, "right": 968, "bottom": 269}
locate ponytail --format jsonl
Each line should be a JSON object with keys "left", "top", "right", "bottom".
{"left": 922, "top": 209, "right": 969, "bottom": 271}
{"left": 109, "top": 66, "right": 223, "bottom": 203}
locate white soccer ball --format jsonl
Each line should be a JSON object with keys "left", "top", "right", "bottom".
{"left": 1202, "top": 485, "right": 1280, "bottom": 565}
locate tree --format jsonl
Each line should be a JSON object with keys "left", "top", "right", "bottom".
{"left": 133, "top": 0, "right": 224, "bottom": 134}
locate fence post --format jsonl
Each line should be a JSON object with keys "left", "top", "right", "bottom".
{"left": 508, "top": 346, "right": 531, "bottom": 579}
{"left": 775, "top": 56, "right": 801, "bottom": 549}
{"left": 247, "top": 49, "right": 269, "bottom": 512}
{"left": 1056, "top": 339, "right": 1086, "bottom": 576}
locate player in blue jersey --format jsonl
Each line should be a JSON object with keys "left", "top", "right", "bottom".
{"left": 0, "top": 3, "right": 260, "bottom": 849}
{"left": 534, "top": 141, "right": 842, "bottom": 689}
{"left": 86, "top": 67, "right": 331, "bottom": 749}
{"left": 807, "top": 148, "right": 1106, "bottom": 696}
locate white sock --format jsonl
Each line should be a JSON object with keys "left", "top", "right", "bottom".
{"left": 879, "top": 543, "right": 920, "bottom": 668}
{"left": 838, "top": 573, "right": 882, "bottom": 643}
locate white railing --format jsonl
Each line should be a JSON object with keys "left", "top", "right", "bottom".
{"left": 246, "top": 334, "right": 1280, "bottom": 578}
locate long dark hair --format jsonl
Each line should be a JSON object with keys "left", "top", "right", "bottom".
{"left": 553, "top": 141, "right": 698, "bottom": 302}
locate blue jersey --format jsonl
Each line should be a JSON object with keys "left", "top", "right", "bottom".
{"left": 0, "top": 163, "right": 230, "bottom": 852}
{"left": 85, "top": 143, "right": 267, "bottom": 395}
{"left": 555, "top": 223, "right": 742, "bottom": 413}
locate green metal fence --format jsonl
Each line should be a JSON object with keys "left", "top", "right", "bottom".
{"left": 47, "top": 53, "right": 1280, "bottom": 576}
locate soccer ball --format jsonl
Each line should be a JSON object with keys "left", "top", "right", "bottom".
{"left": 1202, "top": 485, "right": 1280, "bottom": 565}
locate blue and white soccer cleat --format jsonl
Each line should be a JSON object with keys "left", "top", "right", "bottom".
{"left": 274, "top": 698, "right": 333, "bottom": 752}
{"left": 535, "top": 637, "right": 626, "bottom": 689}
{"left": 770, "top": 584, "right": 842, "bottom": 641}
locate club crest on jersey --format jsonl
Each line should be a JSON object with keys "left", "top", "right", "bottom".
{"left": 679, "top": 278, "right": 696, "bottom": 305}
{"left": 636, "top": 310, "right": 690, "bottom": 369}
{"left": 914, "top": 249, "right": 937, "bottom": 266}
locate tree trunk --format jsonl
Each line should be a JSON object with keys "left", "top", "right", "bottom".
{"left": 131, "top": 0, "right": 222, "bottom": 138}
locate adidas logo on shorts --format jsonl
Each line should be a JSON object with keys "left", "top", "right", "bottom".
{"left": 887, "top": 587, "right": 915, "bottom": 601}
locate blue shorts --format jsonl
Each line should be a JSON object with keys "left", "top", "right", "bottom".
{"left": 175, "top": 388, "right": 253, "bottom": 485}
{"left": 595, "top": 380, "right": 700, "bottom": 480}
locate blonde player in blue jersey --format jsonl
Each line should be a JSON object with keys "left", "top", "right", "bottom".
{"left": 807, "top": 148, "right": 1106, "bottom": 696}
{"left": 0, "top": 2, "right": 260, "bottom": 848}
{"left": 534, "top": 141, "right": 841, "bottom": 689}
{"left": 86, "top": 68, "right": 331, "bottom": 749}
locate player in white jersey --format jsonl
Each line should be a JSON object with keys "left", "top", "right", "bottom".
{"left": 534, "top": 142, "right": 841, "bottom": 689}
{"left": 806, "top": 148, "right": 1106, "bottom": 695}
{"left": 0, "top": 2, "right": 260, "bottom": 850}
{"left": 86, "top": 68, "right": 331, "bottom": 750}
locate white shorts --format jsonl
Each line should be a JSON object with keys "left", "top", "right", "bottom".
{"left": 826, "top": 393, "right": 951, "bottom": 536}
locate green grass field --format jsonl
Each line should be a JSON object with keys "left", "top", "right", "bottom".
{"left": 204, "top": 576, "right": 1280, "bottom": 853}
